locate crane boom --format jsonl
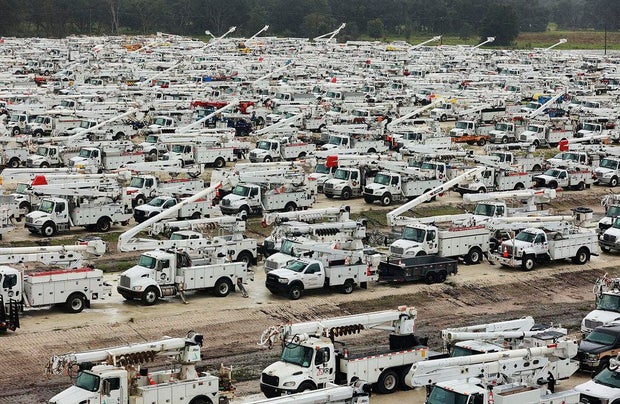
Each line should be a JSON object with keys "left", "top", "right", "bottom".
{"left": 387, "top": 166, "right": 485, "bottom": 227}
{"left": 0, "top": 238, "right": 106, "bottom": 267}
{"left": 262, "top": 206, "right": 350, "bottom": 226}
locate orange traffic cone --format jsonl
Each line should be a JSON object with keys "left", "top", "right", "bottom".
{"left": 488, "top": 390, "right": 495, "bottom": 404}
{"left": 502, "top": 245, "right": 508, "bottom": 258}
{"left": 148, "top": 373, "right": 156, "bottom": 385}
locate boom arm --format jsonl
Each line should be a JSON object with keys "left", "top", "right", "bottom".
{"left": 262, "top": 206, "right": 350, "bottom": 226}
{"left": 0, "top": 238, "right": 106, "bottom": 268}
{"left": 387, "top": 166, "right": 485, "bottom": 227}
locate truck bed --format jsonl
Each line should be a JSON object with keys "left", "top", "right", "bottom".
{"left": 378, "top": 256, "right": 458, "bottom": 283}
{"left": 25, "top": 267, "right": 108, "bottom": 306}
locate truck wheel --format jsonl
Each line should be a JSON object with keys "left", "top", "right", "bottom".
{"left": 264, "top": 156, "right": 273, "bottom": 162}
{"left": 341, "top": 187, "right": 352, "bottom": 200}
{"left": 611, "top": 177, "right": 618, "bottom": 187}
{"left": 398, "top": 366, "right": 413, "bottom": 391}
{"left": 142, "top": 287, "right": 159, "bottom": 305}
{"left": 33, "top": 129, "right": 43, "bottom": 137}
{"left": 341, "top": 279, "right": 354, "bottom": 294}
{"left": 501, "top": 136, "right": 508, "bottom": 144}
{"left": 325, "top": 193, "right": 334, "bottom": 199}
{"left": 440, "top": 114, "right": 447, "bottom": 122}
{"left": 239, "top": 206, "right": 250, "bottom": 220}
{"left": 381, "top": 193, "right": 392, "bottom": 206}
{"left": 548, "top": 181, "right": 558, "bottom": 189}
{"left": 601, "top": 245, "right": 612, "bottom": 253}
{"left": 575, "top": 181, "right": 585, "bottom": 191}
{"left": 364, "top": 196, "right": 374, "bottom": 204}
{"left": 40, "top": 162, "right": 50, "bottom": 168}
{"left": 465, "top": 247, "right": 483, "bottom": 264}
{"left": 296, "top": 381, "right": 316, "bottom": 393}
{"left": 514, "top": 183, "right": 525, "bottom": 190}
{"left": 437, "top": 271, "right": 447, "bottom": 283}
{"left": 214, "top": 157, "right": 225, "bottom": 168}
{"left": 533, "top": 140, "right": 540, "bottom": 147}
{"left": 19, "top": 201, "right": 31, "bottom": 214}
{"left": 368, "top": 148, "right": 376, "bottom": 153}
{"left": 284, "top": 202, "right": 297, "bottom": 212}
{"left": 148, "top": 150, "right": 158, "bottom": 161}
{"left": 65, "top": 293, "right": 86, "bottom": 313}
{"left": 533, "top": 164, "right": 542, "bottom": 171}
{"left": 236, "top": 251, "right": 253, "bottom": 267}
{"left": 477, "top": 138, "right": 486, "bottom": 146}
{"left": 288, "top": 284, "right": 303, "bottom": 300}
{"left": 213, "top": 278, "right": 233, "bottom": 297}
{"left": 375, "top": 369, "right": 399, "bottom": 394}
{"left": 134, "top": 195, "right": 146, "bottom": 206}
{"left": 189, "top": 396, "right": 212, "bottom": 404}
{"left": 477, "top": 187, "right": 486, "bottom": 193}
{"left": 298, "top": 152, "right": 306, "bottom": 159}
{"left": 466, "top": 141, "right": 475, "bottom": 145}
{"left": 425, "top": 272, "right": 437, "bottom": 284}
{"left": 522, "top": 256, "right": 536, "bottom": 271}
{"left": 8, "top": 158, "right": 19, "bottom": 168}
{"left": 41, "top": 222, "right": 56, "bottom": 236}
{"left": 572, "top": 247, "right": 590, "bottom": 265}
{"left": 11, "top": 127, "right": 20, "bottom": 136}
{"left": 96, "top": 217, "right": 111, "bottom": 232}
{"left": 191, "top": 212, "right": 201, "bottom": 219}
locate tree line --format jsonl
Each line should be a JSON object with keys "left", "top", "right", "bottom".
{"left": 0, "top": 0, "right": 617, "bottom": 46}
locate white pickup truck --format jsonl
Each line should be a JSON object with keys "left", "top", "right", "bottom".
{"left": 265, "top": 257, "right": 376, "bottom": 299}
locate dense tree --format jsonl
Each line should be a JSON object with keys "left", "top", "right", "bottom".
{"left": 479, "top": 4, "right": 519, "bottom": 46}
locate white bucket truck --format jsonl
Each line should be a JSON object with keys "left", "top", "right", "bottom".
{"left": 69, "top": 146, "right": 146, "bottom": 172}
{"left": 249, "top": 136, "right": 316, "bottom": 163}
{"left": 582, "top": 274, "right": 620, "bottom": 336}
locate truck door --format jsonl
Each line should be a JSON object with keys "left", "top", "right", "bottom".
{"left": 156, "top": 258, "right": 172, "bottom": 284}
{"left": 101, "top": 377, "right": 122, "bottom": 404}
{"left": 558, "top": 171, "right": 567, "bottom": 186}
{"left": 312, "top": 347, "right": 334, "bottom": 387}
{"left": 54, "top": 201, "right": 68, "bottom": 223}
{"left": 533, "top": 233, "right": 548, "bottom": 256}
{"left": 303, "top": 263, "right": 324, "bottom": 289}
{"left": 1, "top": 271, "right": 20, "bottom": 303}
{"left": 390, "top": 175, "right": 401, "bottom": 193}
{"left": 426, "top": 229, "right": 438, "bottom": 253}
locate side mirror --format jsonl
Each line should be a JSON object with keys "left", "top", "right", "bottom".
{"left": 102, "top": 379, "right": 111, "bottom": 396}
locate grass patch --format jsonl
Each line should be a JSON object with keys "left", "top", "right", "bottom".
{"left": 97, "top": 260, "right": 136, "bottom": 273}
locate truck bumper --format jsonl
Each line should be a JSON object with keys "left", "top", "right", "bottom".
{"left": 264, "top": 282, "right": 289, "bottom": 294}
{"left": 220, "top": 206, "right": 241, "bottom": 215}
{"left": 599, "top": 239, "right": 620, "bottom": 250}
{"left": 362, "top": 193, "right": 379, "bottom": 202}
{"left": 455, "top": 186, "right": 478, "bottom": 195}
{"left": 117, "top": 286, "right": 143, "bottom": 300}
{"left": 24, "top": 223, "right": 42, "bottom": 232}
{"left": 260, "top": 383, "right": 294, "bottom": 397}
{"left": 488, "top": 253, "right": 521, "bottom": 268}
{"left": 579, "top": 357, "right": 602, "bottom": 372}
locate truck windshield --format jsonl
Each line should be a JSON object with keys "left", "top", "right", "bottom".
{"left": 36, "top": 146, "right": 49, "bottom": 156}
{"left": 145, "top": 135, "right": 158, "bottom": 143}
{"left": 494, "top": 123, "right": 509, "bottom": 131}
{"left": 606, "top": 206, "right": 620, "bottom": 218}
{"left": 454, "top": 121, "right": 468, "bottom": 129}
{"left": 597, "top": 294, "right": 620, "bottom": 312}
{"left": 450, "top": 346, "right": 486, "bottom": 357}
{"left": 474, "top": 203, "right": 496, "bottom": 217}
{"left": 420, "top": 162, "right": 437, "bottom": 171}
{"left": 147, "top": 197, "right": 167, "bottom": 207}
{"left": 257, "top": 141, "right": 272, "bottom": 150}
{"left": 553, "top": 152, "right": 579, "bottom": 161}
{"left": 153, "top": 117, "right": 168, "bottom": 126}
{"left": 515, "top": 232, "right": 536, "bottom": 243}
{"left": 583, "top": 123, "right": 597, "bottom": 131}
{"left": 600, "top": 159, "right": 619, "bottom": 169}
{"left": 171, "top": 144, "right": 186, "bottom": 153}
{"left": 543, "top": 169, "right": 561, "bottom": 177}
{"left": 130, "top": 177, "right": 145, "bottom": 188}
{"left": 80, "top": 121, "right": 94, "bottom": 129}
{"left": 374, "top": 173, "right": 391, "bottom": 185}
{"left": 585, "top": 329, "right": 616, "bottom": 345}
{"left": 593, "top": 367, "right": 620, "bottom": 389}
{"left": 491, "top": 153, "right": 507, "bottom": 163}
{"left": 138, "top": 254, "right": 157, "bottom": 269}
{"left": 281, "top": 342, "right": 314, "bottom": 368}
{"left": 15, "top": 183, "right": 28, "bottom": 194}
{"left": 328, "top": 136, "right": 344, "bottom": 145}
{"left": 38, "top": 200, "right": 54, "bottom": 214}
{"left": 526, "top": 125, "right": 542, "bottom": 132}
{"left": 314, "top": 164, "right": 330, "bottom": 174}
{"left": 34, "top": 116, "right": 45, "bottom": 124}
{"left": 426, "top": 386, "right": 469, "bottom": 404}
{"left": 280, "top": 239, "right": 297, "bottom": 255}
{"left": 284, "top": 260, "right": 307, "bottom": 273}
{"left": 333, "top": 169, "right": 350, "bottom": 180}
{"left": 232, "top": 185, "right": 250, "bottom": 197}
{"left": 75, "top": 371, "right": 100, "bottom": 392}
{"left": 401, "top": 227, "right": 425, "bottom": 243}
{"left": 78, "top": 149, "right": 92, "bottom": 158}
{"left": 613, "top": 217, "right": 620, "bottom": 229}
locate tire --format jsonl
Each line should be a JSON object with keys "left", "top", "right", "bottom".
{"left": 34, "top": 129, "right": 43, "bottom": 137}
{"left": 596, "top": 358, "right": 610, "bottom": 375}
{"left": 296, "top": 381, "right": 315, "bottom": 394}
{"left": 398, "top": 366, "right": 413, "bottom": 391}
{"left": 11, "top": 127, "right": 20, "bottom": 136}
{"left": 548, "top": 181, "right": 558, "bottom": 189}
{"left": 532, "top": 164, "right": 542, "bottom": 171}
{"left": 477, "top": 187, "right": 486, "bottom": 193}
{"left": 298, "top": 152, "right": 306, "bottom": 159}
{"left": 611, "top": 177, "right": 618, "bottom": 187}
{"left": 477, "top": 138, "right": 486, "bottom": 146}
{"left": 368, "top": 148, "right": 376, "bottom": 153}
{"left": 364, "top": 196, "right": 374, "bottom": 204}
{"left": 19, "top": 201, "right": 31, "bottom": 214}
{"left": 375, "top": 369, "right": 399, "bottom": 394}
{"left": 65, "top": 293, "right": 86, "bottom": 313}
{"left": 572, "top": 247, "right": 590, "bottom": 265}
{"left": 41, "top": 222, "right": 56, "bottom": 237}
{"left": 466, "top": 141, "right": 475, "bottom": 146}
{"left": 40, "top": 162, "right": 50, "bottom": 168}
{"left": 134, "top": 195, "right": 146, "bottom": 206}
{"left": 8, "top": 158, "right": 19, "bottom": 168}
{"left": 189, "top": 397, "right": 212, "bottom": 404}
{"left": 148, "top": 150, "right": 158, "bottom": 160}
{"left": 522, "top": 255, "right": 536, "bottom": 271}
{"left": 440, "top": 114, "right": 447, "bottom": 122}
{"left": 288, "top": 284, "right": 303, "bottom": 300}
{"left": 437, "top": 270, "right": 447, "bottom": 283}
{"left": 239, "top": 206, "right": 250, "bottom": 220}
{"left": 501, "top": 136, "right": 508, "bottom": 144}
{"left": 325, "top": 193, "right": 334, "bottom": 199}
{"left": 264, "top": 156, "right": 273, "bottom": 162}
{"left": 213, "top": 278, "right": 233, "bottom": 297}
{"left": 341, "top": 187, "right": 352, "bottom": 200}
{"left": 284, "top": 202, "right": 297, "bottom": 212}
{"left": 214, "top": 157, "right": 225, "bottom": 168}
{"left": 96, "top": 217, "right": 111, "bottom": 232}
{"left": 191, "top": 212, "right": 201, "bottom": 220}
{"left": 142, "top": 286, "right": 159, "bottom": 305}
{"left": 341, "top": 279, "right": 354, "bottom": 294}
{"left": 425, "top": 272, "right": 437, "bottom": 284}
{"left": 601, "top": 245, "right": 612, "bottom": 253}
{"left": 236, "top": 251, "right": 253, "bottom": 267}
{"left": 466, "top": 247, "right": 483, "bottom": 264}
{"left": 575, "top": 181, "right": 585, "bottom": 191}
{"left": 533, "top": 140, "right": 540, "bottom": 147}
{"left": 380, "top": 193, "right": 392, "bottom": 206}
{"left": 514, "top": 183, "right": 525, "bottom": 191}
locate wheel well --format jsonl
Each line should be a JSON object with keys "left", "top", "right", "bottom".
{"left": 189, "top": 395, "right": 212, "bottom": 404}
{"left": 289, "top": 280, "right": 304, "bottom": 290}
{"left": 67, "top": 292, "right": 87, "bottom": 303}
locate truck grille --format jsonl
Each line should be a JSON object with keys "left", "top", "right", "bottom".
{"left": 249, "top": 152, "right": 258, "bottom": 159}
{"left": 264, "top": 260, "right": 279, "bottom": 271}
{"left": 25, "top": 216, "right": 33, "bottom": 224}
{"left": 364, "top": 187, "right": 373, "bottom": 194}
{"left": 603, "top": 233, "right": 617, "bottom": 243}
{"left": 584, "top": 319, "right": 603, "bottom": 331}
{"left": 519, "top": 134, "right": 529, "bottom": 142}
{"left": 261, "top": 373, "right": 279, "bottom": 387}
{"left": 579, "top": 394, "right": 603, "bottom": 404}
{"left": 221, "top": 199, "right": 231, "bottom": 207}
{"left": 323, "top": 183, "right": 334, "bottom": 191}
{"left": 133, "top": 210, "right": 145, "bottom": 219}
{"left": 265, "top": 274, "right": 280, "bottom": 287}
{"left": 390, "top": 246, "right": 404, "bottom": 256}
{"left": 119, "top": 275, "right": 131, "bottom": 288}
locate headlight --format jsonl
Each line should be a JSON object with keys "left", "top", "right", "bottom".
{"left": 278, "top": 278, "right": 289, "bottom": 284}
{"left": 283, "top": 381, "right": 296, "bottom": 387}
{"left": 132, "top": 286, "right": 143, "bottom": 291}
{"left": 604, "top": 172, "right": 613, "bottom": 177}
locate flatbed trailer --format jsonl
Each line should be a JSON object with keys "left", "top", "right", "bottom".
{"left": 378, "top": 255, "right": 458, "bottom": 284}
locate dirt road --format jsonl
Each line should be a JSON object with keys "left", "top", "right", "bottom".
{"left": 1, "top": 185, "right": 619, "bottom": 403}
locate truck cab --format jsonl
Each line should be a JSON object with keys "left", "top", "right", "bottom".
{"left": 598, "top": 204, "right": 620, "bottom": 233}
{"left": 25, "top": 197, "right": 69, "bottom": 236}
{"left": 449, "top": 120, "right": 476, "bottom": 137}
{"left": 138, "top": 134, "right": 169, "bottom": 159}
{"left": 546, "top": 151, "right": 589, "bottom": 167}
{"left": 133, "top": 196, "right": 177, "bottom": 222}
{"left": 70, "top": 147, "right": 101, "bottom": 169}
{"left": 250, "top": 139, "right": 281, "bottom": 162}
{"left": 7, "top": 113, "right": 28, "bottom": 135}
{"left": 48, "top": 365, "right": 129, "bottom": 404}
{"left": 390, "top": 224, "right": 439, "bottom": 257}
{"left": 574, "top": 361, "right": 620, "bottom": 403}
{"left": 582, "top": 292, "right": 620, "bottom": 336}
{"left": 27, "top": 145, "right": 62, "bottom": 168}
{"left": 266, "top": 259, "right": 328, "bottom": 299}
{"left": 220, "top": 183, "right": 261, "bottom": 218}
{"left": 518, "top": 124, "right": 547, "bottom": 146}
{"left": 533, "top": 168, "right": 569, "bottom": 188}
{"left": 595, "top": 157, "right": 620, "bottom": 187}
{"left": 600, "top": 217, "right": 620, "bottom": 252}
{"left": 164, "top": 143, "right": 195, "bottom": 165}
{"left": 578, "top": 324, "right": 620, "bottom": 373}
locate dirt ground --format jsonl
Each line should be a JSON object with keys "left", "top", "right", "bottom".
{"left": 1, "top": 183, "right": 619, "bottom": 403}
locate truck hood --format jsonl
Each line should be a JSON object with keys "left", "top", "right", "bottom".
{"left": 520, "top": 130, "right": 536, "bottom": 137}
{"left": 595, "top": 167, "right": 615, "bottom": 176}
{"left": 390, "top": 239, "right": 420, "bottom": 255}
{"left": 70, "top": 156, "right": 88, "bottom": 165}
{"left": 135, "top": 204, "right": 160, "bottom": 214}
{"left": 324, "top": 178, "right": 346, "bottom": 188}
{"left": 250, "top": 148, "right": 268, "bottom": 155}
{"left": 545, "top": 158, "right": 565, "bottom": 167}
{"left": 321, "top": 144, "right": 338, "bottom": 151}
{"left": 579, "top": 339, "right": 614, "bottom": 355}
{"left": 599, "top": 217, "right": 613, "bottom": 227}
{"left": 222, "top": 193, "right": 245, "bottom": 206}
{"left": 365, "top": 183, "right": 386, "bottom": 192}
{"left": 489, "top": 130, "right": 506, "bottom": 136}
{"left": 264, "top": 253, "right": 295, "bottom": 271}
{"left": 583, "top": 310, "right": 620, "bottom": 329}
{"left": 307, "top": 173, "right": 329, "bottom": 182}
{"left": 574, "top": 379, "right": 617, "bottom": 400}
{"left": 48, "top": 385, "right": 99, "bottom": 404}
{"left": 533, "top": 174, "right": 554, "bottom": 182}
{"left": 449, "top": 128, "right": 464, "bottom": 136}
{"left": 26, "top": 210, "right": 50, "bottom": 222}
{"left": 269, "top": 268, "right": 302, "bottom": 281}
{"left": 262, "top": 360, "right": 308, "bottom": 383}
{"left": 121, "top": 264, "right": 152, "bottom": 279}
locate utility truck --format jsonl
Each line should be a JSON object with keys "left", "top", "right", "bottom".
{"left": 265, "top": 255, "right": 376, "bottom": 300}
{"left": 69, "top": 146, "right": 145, "bottom": 172}
{"left": 0, "top": 238, "right": 110, "bottom": 331}
{"left": 598, "top": 194, "right": 620, "bottom": 233}
{"left": 26, "top": 115, "right": 81, "bottom": 137}
{"left": 46, "top": 331, "right": 229, "bottom": 404}
{"left": 595, "top": 156, "right": 620, "bottom": 187}
{"left": 125, "top": 175, "right": 205, "bottom": 206}
{"left": 582, "top": 274, "right": 620, "bottom": 336}
{"left": 449, "top": 120, "right": 493, "bottom": 146}
{"left": 162, "top": 141, "right": 238, "bottom": 168}
{"left": 323, "top": 162, "right": 381, "bottom": 200}
{"left": 575, "top": 353, "right": 620, "bottom": 403}
{"left": 518, "top": 121, "right": 573, "bottom": 148}
{"left": 533, "top": 166, "right": 594, "bottom": 190}
{"left": 133, "top": 195, "right": 217, "bottom": 223}
{"left": 456, "top": 160, "right": 532, "bottom": 194}
{"left": 405, "top": 341, "right": 580, "bottom": 404}
{"left": 489, "top": 120, "right": 527, "bottom": 144}
{"left": 377, "top": 255, "right": 458, "bottom": 284}
{"left": 26, "top": 144, "right": 81, "bottom": 168}
{"left": 321, "top": 132, "right": 387, "bottom": 154}
{"left": 259, "top": 306, "right": 440, "bottom": 397}
{"left": 0, "top": 145, "right": 29, "bottom": 168}
{"left": 249, "top": 136, "right": 315, "bottom": 163}
{"left": 489, "top": 209, "right": 598, "bottom": 270}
